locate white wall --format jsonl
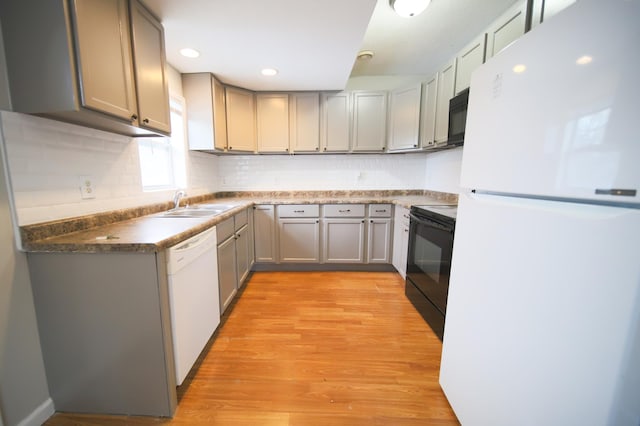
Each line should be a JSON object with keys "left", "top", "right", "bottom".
{"left": 216, "top": 152, "right": 428, "bottom": 191}
{"left": 0, "top": 22, "right": 53, "bottom": 426}
{"left": 1, "top": 67, "right": 218, "bottom": 226}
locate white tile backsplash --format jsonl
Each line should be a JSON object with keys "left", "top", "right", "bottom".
{"left": 423, "top": 147, "right": 463, "bottom": 194}
{"left": 216, "top": 153, "right": 429, "bottom": 191}
{"left": 1, "top": 110, "right": 462, "bottom": 225}
{"left": 1, "top": 111, "right": 218, "bottom": 225}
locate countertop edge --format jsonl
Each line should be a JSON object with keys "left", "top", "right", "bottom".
{"left": 21, "top": 191, "right": 457, "bottom": 253}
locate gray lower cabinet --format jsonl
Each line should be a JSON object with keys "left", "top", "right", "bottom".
{"left": 253, "top": 205, "right": 277, "bottom": 263}
{"left": 235, "top": 223, "right": 250, "bottom": 286}
{"left": 217, "top": 209, "right": 251, "bottom": 313}
{"left": 367, "top": 218, "right": 392, "bottom": 263}
{"left": 277, "top": 204, "right": 320, "bottom": 263}
{"left": 26, "top": 252, "right": 177, "bottom": 417}
{"left": 217, "top": 233, "right": 238, "bottom": 313}
{"left": 278, "top": 218, "right": 320, "bottom": 262}
{"left": 323, "top": 218, "right": 365, "bottom": 263}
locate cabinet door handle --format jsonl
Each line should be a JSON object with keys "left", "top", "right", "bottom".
{"left": 370, "top": 220, "right": 374, "bottom": 223}
{"left": 316, "top": 220, "right": 319, "bottom": 223}
{"left": 142, "top": 118, "right": 149, "bottom": 124}
{"left": 361, "top": 220, "right": 365, "bottom": 223}
{"left": 323, "top": 147, "right": 327, "bottom": 151}
{"left": 130, "top": 114, "right": 138, "bottom": 121}
{"left": 315, "top": 147, "right": 319, "bottom": 151}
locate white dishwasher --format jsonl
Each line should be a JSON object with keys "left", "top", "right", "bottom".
{"left": 167, "top": 226, "right": 220, "bottom": 385}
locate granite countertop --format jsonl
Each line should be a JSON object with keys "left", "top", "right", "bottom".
{"left": 21, "top": 190, "right": 457, "bottom": 253}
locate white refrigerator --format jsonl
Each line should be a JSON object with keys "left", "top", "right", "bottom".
{"left": 439, "top": 1, "right": 640, "bottom": 425}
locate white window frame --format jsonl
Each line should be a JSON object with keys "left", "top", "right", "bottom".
{"left": 137, "top": 96, "right": 187, "bottom": 192}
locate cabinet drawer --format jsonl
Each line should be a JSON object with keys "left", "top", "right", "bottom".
{"left": 323, "top": 204, "right": 365, "bottom": 217}
{"left": 234, "top": 209, "right": 248, "bottom": 229}
{"left": 369, "top": 204, "right": 392, "bottom": 218}
{"left": 216, "top": 217, "right": 235, "bottom": 242}
{"left": 278, "top": 204, "right": 319, "bottom": 218}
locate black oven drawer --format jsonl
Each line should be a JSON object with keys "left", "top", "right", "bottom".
{"left": 405, "top": 279, "right": 445, "bottom": 340}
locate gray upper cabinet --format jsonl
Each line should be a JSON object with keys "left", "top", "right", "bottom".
{"left": 434, "top": 58, "right": 457, "bottom": 144}
{"left": 129, "top": 0, "right": 171, "bottom": 134}
{"left": 225, "top": 86, "right": 256, "bottom": 152}
{"left": 420, "top": 74, "right": 438, "bottom": 149}
{"left": 388, "top": 84, "right": 422, "bottom": 151}
{"left": 455, "top": 34, "right": 487, "bottom": 95}
{"left": 72, "top": 0, "right": 137, "bottom": 122}
{"left": 531, "top": 0, "right": 576, "bottom": 27}
{"left": 485, "top": 0, "right": 527, "bottom": 59}
{"left": 182, "top": 73, "right": 228, "bottom": 151}
{"left": 0, "top": 0, "right": 171, "bottom": 137}
{"left": 320, "top": 92, "right": 351, "bottom": 152}
{"left": 351, "top": 91, "right": 387, "bottom": 152}
{"left": 256, "top": 93, "right": 290, "bottom": 153}
{"left": 290, "top": 93, "right": 320, "bottom": 153}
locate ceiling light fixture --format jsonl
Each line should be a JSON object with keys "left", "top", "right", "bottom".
{"left": 389, "top": 0, "right": 431, "bottom": 18}
{"left": 576, "top": 55, "right": 593, "bottom": 65}
{"left": 357, "top": 50, "right": 374, "bottom": 61}
{"left": 512, "top": 64, "right": 527, "bottom": 74}
{"left": 261, "top": 68, "right": 278, "bottom": 76}
{"left": 179, "top": 48, "right": 200, "bottom": 58}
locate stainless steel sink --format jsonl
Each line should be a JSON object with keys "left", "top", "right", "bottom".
{"left": 158, "top": 208, "right": 224, "bottom": 218}
{"left": 193, "top": 204, "right": 237, "bottom": 210}
{"left": 156, "top": 203, "right": 240, "bottom": 218}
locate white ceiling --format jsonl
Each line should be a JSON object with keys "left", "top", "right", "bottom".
{"left": 144, "top": 0, "right": 520, "bottom": 92}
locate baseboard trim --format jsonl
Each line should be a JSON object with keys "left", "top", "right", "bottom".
{"left": 17, "top": 398, "right": 55, "bottom": 426}
{"left": 252, "top": 263, "right": 397, "bottom": 272}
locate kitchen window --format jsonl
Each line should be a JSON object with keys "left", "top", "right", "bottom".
{"left": 137, "top": 96, "right": 187, "bottom": 191}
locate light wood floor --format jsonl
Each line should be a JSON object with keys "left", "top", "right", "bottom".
{"left": 46, "top": 271, "right": 459, "bottom": 425}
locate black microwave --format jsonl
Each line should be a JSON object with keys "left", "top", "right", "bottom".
{"left": 447, "top": 88, "right": 469, "bottom": 147}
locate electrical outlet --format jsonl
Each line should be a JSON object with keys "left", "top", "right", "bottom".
{"left": 79, "top": 175, "right": 95, "bottom": 199}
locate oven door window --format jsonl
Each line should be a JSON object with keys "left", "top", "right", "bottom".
{"left": 407, "top": 220, "right": 453, "bottom": 314}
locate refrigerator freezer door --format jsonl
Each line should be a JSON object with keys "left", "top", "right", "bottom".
{"left": 461, "top": 0, "right": 640, "bottom": 205}
{"left": 440, "top": 193, "right": 640, "bottom": 425}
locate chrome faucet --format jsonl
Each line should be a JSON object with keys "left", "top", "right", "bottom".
{"left": 173, "top": 189, "right": 187, "bottom": 209}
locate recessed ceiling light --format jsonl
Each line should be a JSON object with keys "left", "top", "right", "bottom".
{"left": 576, "top": 55, "right": 593, "bottom": 65}
{"left": 390, "top": 0, "right": 431, "bottom": 18}
{"left": 261, "top": 68, "right": 278, "bottom": 76}
{"left": 180, "top": 48, "right": 200, "bottom": 58}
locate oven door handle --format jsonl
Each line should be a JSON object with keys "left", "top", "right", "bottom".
{"left": 409, "top": 213, "right": 454, "bottom": 233}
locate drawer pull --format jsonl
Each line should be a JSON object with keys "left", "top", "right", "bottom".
{"left": 375, "top": 209, "right": 386, "bottom": 213}
{"left": 294, "top": 210, "right": 305, "bottom": 213}
{"left": 339, "top": 209, "right": 351, "bottom": 213}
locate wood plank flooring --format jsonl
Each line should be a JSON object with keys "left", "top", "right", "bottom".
{"left": 45, "top": 271, "right": 459, "bottom": 425}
